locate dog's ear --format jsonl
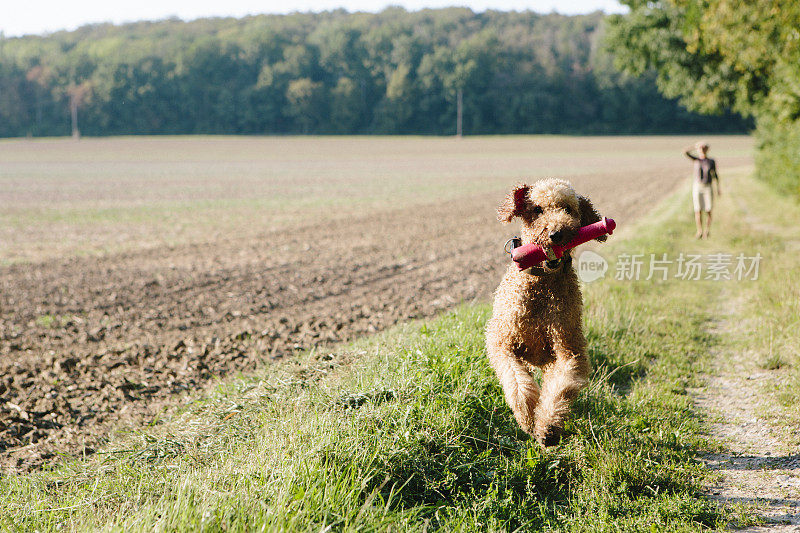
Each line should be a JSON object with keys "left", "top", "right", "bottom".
{"left": 578, "top": 195, "right": 607, "bottom": 241}
{"left": 497, "top": 184, "right": 529, "bottom": 222}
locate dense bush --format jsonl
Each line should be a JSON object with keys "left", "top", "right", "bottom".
{"left": 756, "top": 117, "right": 800, "bottom": 199}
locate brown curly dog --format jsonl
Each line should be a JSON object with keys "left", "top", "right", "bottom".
{"left": 485, "top": 178, "right": 607, "bottom": 446}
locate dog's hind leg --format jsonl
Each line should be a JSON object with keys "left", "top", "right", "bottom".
{"left": 488, "top": 347, "right": 540, "bottom": 434}
{"left": 534, "top": 350, "right": 589, "bottom": 446}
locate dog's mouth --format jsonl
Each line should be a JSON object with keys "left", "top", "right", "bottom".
{"left": 544, "top": 258, "right": 562, "bottom": 269}
{"left": 541, "top": 249, "right": 572, "bottom": 272}
{"left": 540, "top": 244, "right": 561, "bottom": 270}
{"left": 542, "top": 257, "right": 566, "bottom": 271}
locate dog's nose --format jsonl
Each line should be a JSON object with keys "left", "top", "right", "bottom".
{"left": 549, "top": 229, "right": 567, "bottom": 244}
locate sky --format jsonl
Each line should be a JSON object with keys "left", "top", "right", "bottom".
{"left": 1, "top": 0, "right": 626, "bottom": 38}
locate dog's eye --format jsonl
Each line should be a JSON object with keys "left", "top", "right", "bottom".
{"left": 532, "top": 205, "right": 543, "bottom": 216}
{"left": 564, "top": 206, "right": 573, "bottom": 215}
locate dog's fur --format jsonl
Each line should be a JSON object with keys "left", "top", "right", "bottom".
{"left": 485, "top": 178, "right": 606, "bottom": 446}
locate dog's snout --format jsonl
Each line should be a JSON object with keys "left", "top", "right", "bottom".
{"left": 549, "top": 229, "right": 567, "bottom": 245}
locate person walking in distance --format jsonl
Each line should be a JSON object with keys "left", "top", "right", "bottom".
{"left": 684, "top": 141, "right": 721, "bottom": 239}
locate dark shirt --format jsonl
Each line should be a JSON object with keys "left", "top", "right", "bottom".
{"left": 686, "top": 153, "right": 717, "bottom": 185}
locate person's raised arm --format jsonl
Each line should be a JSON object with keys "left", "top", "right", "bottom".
{"left": 683, "top": 146, "right": 698, "bottom": 160}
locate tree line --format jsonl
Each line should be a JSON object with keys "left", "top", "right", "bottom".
{"left": 607, "top": 0, "right": 800, "bottom": 198}
{"left": 0, "top": 8, "right": 748, "bottom": 138}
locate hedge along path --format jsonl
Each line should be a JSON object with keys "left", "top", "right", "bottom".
{"left": 688, "top": 169, "right": 800, "bottom": 530}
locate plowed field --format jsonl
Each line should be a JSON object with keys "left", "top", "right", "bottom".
{"left": 0, "top": 135, "right": 752, "bottom": 471}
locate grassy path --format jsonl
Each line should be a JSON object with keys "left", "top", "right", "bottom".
{"left": 3, "top": 165, "right": 798, "bottom": 531}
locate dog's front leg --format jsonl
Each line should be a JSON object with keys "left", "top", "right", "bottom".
{"left": 534, "top": 341, "right": 590, "bottom": 446}
{"left": 487, "top": 345, "right": 541, "bottom": 434}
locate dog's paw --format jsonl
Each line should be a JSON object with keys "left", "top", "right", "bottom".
{"left": 536, "top": 426, "right": 563, "bottom": 447}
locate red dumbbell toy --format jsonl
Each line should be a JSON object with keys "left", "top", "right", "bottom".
{"left": 510, "top": 217, "right": 616, "bottom": 271}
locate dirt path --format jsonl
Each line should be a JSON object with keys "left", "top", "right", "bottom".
{"left": 692, "top": 295, "right": 800, "bottom": 530}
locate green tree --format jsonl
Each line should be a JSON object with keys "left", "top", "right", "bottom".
{"left": 607, "top": 0, "right": 800, "bottom": 196}
{"left": 330, "top": 76, "right": 366, "bottom": 133}
{"left": 0, "top": 8, "right": 750, "bottom": 138}
{"left": 0, "top": 63, "right": 31, "bottom": 136}
{"left": 286, "top": 77, "right": 327, "bottom": 133}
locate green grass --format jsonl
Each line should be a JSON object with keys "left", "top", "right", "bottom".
{"left": 3, "top": 297, "right": 724, "bottom": 532}
{"left": 8, "top": 170, "right": 787, "bottom": 532}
